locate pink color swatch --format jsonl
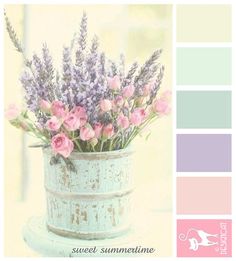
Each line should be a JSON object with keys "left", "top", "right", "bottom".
{"left": 177, "top": 219, "right": 232, "bottom": 257}
{"left": 177, "top": 177, "right": 231, "bottom": 214}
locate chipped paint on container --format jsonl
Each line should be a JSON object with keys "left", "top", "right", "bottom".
{"left": 43, "top": 147, "right": 134, "bottom": 240}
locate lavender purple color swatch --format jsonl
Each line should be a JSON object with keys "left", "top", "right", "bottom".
{"left": 177, "top": 134, "right": 231, "bottom": 172}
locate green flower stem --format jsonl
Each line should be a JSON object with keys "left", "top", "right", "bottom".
{"left": 26, "top": 116, "right": 51, "bottom": 139}
{"left": 123, "top": 114, "right": 157, "bottom": 148}
{"left": 24, "top": 122, "right": 48, "bottom": 143}
{"left": 129, "top": 115, "right": 157, "bottom": 147}
{"left": 109, "top": 139, "right": 113, "bottom": 151}
{"left": 71, "top": 133, "right": 82, "bottom": 152}
{"left": 74, "top": 139, "right": 82, "bottom": 152}
{"left": 100, "top": 140, "right": 104, "bottom": 152}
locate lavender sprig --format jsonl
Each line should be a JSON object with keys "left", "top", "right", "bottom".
{"left": 122, "top": 62, "right": 138, "bottom": 86}
{"left": 4, "top": 11, "right": 23, "bottom": 53}
{"left": 42, "top": 43, "right": 55, "bottom": 100}
{"left": 134, "top": 49, "right": 162, "bottom": 95}
{"left": 119, "top": 54, "right": 125, "bottom": 79}
{"left": 78, "top": 12, "right": 87, "bottom": 51}
{"left": 147, "top": 65, "right": 165, "bottom": 105}
{"left": 61, "top": 47, "right": 73, "bottom": 106}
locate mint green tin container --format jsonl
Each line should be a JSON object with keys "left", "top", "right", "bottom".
{"left": 43, "top": 147, "right": 134, "bottom": 240}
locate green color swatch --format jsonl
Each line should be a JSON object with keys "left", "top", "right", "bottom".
{"left": 176, "top": 5, "right": 232, "bottom": 42}
{"left": 177, "top": 48, "right": 232, "bottom": 85}
{"left": 177, "top": 91, "right": 231, "bottom": 129}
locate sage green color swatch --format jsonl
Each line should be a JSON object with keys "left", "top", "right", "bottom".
{"left": 176, "top": 48, "right": 232, "bottom": 85}
{"left": 176, "top": 5, "right": 232, "bottom": 42}
{"left": 177, "top": 91, "right": 231, "bottom": 129}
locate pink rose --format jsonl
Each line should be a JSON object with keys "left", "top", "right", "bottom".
{"left": 39, "top": 99, "right": 51, "bottom": 113}
{"left": 115, "top": 96, "right": 124, "bottom": 107}
{"left": 51, "top": 101, "right": 66, "bottom": 118}
{"left": 46, "top": 116, "right": 62, "bottom": 131}
{"left": 107, "top": 75, "right": 121, "bottom": 90}
{"left": 51, "top": 133, "right": 74, "bottom": 158}
{"left": 122, "top": 84, "right": 135, "bottom": 98}
{"left": 153, "top": 90, "right": 171, "bottom": 116}
{"left": 5, "top": 104, "right": 21, "bottom": 120}
{"left": 130, "top": 108, "right": 147, "bottom": 126}
{"left": 100, "top": 99, "right": 112, "bottom": 112}
{"left": 103, "top": 123, "right": 114, "bottom": 139}
{"left": 135, "top": 108, "right": 148, "bottom": 121}
{"left": 71, "top": 106, "right": 88, "bottom": 126}
{"left": 80, "top": 125, "right": 95, "bottom": 141}
{"left": 93, "top": 122, "right": 103, "bottom": 138}
{"left": 130, "top": 111, "right": 142, "bottom": 126}
{"left": 153, "top": 98, "right": 171, "bottom": 116}
{"left": 63, "top": 113, "right": 80, "bottom": 131}
{"left": 117, "top": 114, "right": 129, "bottom": 129}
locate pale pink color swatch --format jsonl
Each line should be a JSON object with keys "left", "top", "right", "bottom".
{"left": 177, "top": 219, "right": 232, "bottom": 257}
{"left": 177, "top": 177, "right": 231, "bottom": 214}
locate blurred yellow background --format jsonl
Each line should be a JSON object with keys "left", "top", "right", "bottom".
{"left": 4, "top": 4, "right": 172, "bottom": 257}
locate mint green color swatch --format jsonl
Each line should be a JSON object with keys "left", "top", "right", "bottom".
{"left": 177, "top": 91, "right": 231, "bottom": 128}
{"left": 176, "top": 48, "right": 232, "bottom": 85}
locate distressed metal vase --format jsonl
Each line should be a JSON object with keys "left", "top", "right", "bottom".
{"left": 43, "top": 147, "right": 134, "bottom": 240}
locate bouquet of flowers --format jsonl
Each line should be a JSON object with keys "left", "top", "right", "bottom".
{"left": 5, "top": 12, "right": 171, "bottom": 160}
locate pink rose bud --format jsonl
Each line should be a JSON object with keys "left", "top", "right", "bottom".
{"left": 115, "top": 96, "right": 124, "bottom": 107}
{"left": 130, "top": 111, "right": 142, "bottom": 126}
{"left": 153, "top": 98, "right": 171, "bottom": 116}
{"left": 51, "top": 133, "right": 74, "bottom": 158}
{"left": 5, "top": 104, "right": 21, "bottom": 120}
{"left": 63, "top": 113, "right": 80, "bottom": 131}
{"left": 19, "top": 122, "right": 30, "bottom": 131}
{"left": 135, "top": 108, "right": 148, "bottom": 121}
{"left": 39, "top": 99, "right": 51, "bottom": 113}
{"left": 46, "top": 116, "right": 62, "bottom": 131}
{"left": 90, "top": 137, "right": 98, "bottom": 147}
{"left": 80, "top": 125, "right": 95, "bottom": 141}
{"left": 100, "top": 99, "right": 112, "bottom": 112}
{"left": 130, "top": 108, "right": 147, "bottom": 126}
{"left": 93, "top": 122, "right": 103, "bottom": 139}
{"left": 143, "top": 82, "right": 154, "bottom": 96}
{"left": 122, "top": 84, "right": 135, "bottom": 98}
{"left": 71, "top": 106, "right": 88, "bottom": 126}
{"left": 107, "top": 75, "right": 121, "bottom": 90}
{"left": 103, "top": 123, "right": 114, "bottom": 139}
{"left": 117, "top": 114, "right": 129, "bottom": 129}
{"left": 51, "top": 101, "right": 66, "bottom": 118}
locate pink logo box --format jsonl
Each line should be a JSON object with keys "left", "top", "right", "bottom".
{"left": 177, "top": 219, "right": 232, "bottom": 257}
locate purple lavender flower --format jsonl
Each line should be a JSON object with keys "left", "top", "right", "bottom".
{"left": 60, "top": 47, "right": 73, "bottom": 107}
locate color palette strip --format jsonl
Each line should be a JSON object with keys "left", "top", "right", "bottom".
{"left": 175, "top": 4, "right": 232, "bottom": 258}
{"left": 177, "top": 134, "right": 231, "bottom": 172}
{"left": 176, "top": 5, "right": 232, "bottom": 42}
{"left": 176, "top": 47, "right": 232, "bottom": 85}
{"left": 177, "top": 177, "right": 231, "bottom": 215}
{"left": 177, "top": 91, "right": 231, "bottom": 129}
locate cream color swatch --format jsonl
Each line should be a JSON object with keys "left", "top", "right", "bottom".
{"left": 177, "top": 5, "right": 231, "bottom": 42}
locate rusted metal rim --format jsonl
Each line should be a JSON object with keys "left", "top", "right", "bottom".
{"left": 45, "top": 186, "right": 133, "bottom": 200}
{"left": 43, "top": 146, "right": 134, "bottom": 160}
{"left": 47, "top": 224, "right": 131, "bottom": 240}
